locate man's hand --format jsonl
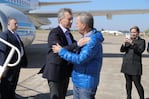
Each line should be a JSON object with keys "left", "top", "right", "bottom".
{"left": 52, "top": 43, "right": 62, "bottom": 53}
{"left": 124, "top": 37, "right": 133, "bottom": 45}
{"left": 77, "top": 37, "right": 90, "bottom": 47}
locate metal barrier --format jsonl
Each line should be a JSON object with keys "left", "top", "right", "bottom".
{"left": 0, "top": 38, "right": 21, "bottom": 79}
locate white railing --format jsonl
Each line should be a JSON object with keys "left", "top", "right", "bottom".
{"left": 0, "top": 38, "right": 21, "bottom": 79}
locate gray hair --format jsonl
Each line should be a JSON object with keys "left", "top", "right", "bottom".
{"left": 58, "top": 8, "right": 72, "bottom": 22}
{"left": 77, "top": 12, "right": 94, "bottom": 29}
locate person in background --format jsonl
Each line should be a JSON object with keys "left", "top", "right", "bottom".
{"left": 147, "top": 42, "right": 149, "bottom": 53}
{"left": 52, "top": 12, "right": 104, "bottom": 99}
{"left": 120, "top": 26, "right": 145, "bottom": 99}
{"left": 0, "top": 18, "right": 28, "bottom": 99}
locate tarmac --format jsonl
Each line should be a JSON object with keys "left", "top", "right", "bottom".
{"left": 15, "top": 30, "right": 149, "bottom": 99}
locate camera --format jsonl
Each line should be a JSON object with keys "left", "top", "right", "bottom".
{"left": 125, "top": 33, "right": 130, "bottom": 39}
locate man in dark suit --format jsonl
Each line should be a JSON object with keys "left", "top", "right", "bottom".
{"left": 120, "top": 26, "right": 145, "bottom": 99}
{"left": 42, "top": 8, "right": 76, "bottom": 99}
{"left": 0, "top": 18, "right": 28, "bottom": 99}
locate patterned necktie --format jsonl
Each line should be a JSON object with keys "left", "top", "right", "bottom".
{"left": 65, "top": 30, "right": 72, "bottom": 45}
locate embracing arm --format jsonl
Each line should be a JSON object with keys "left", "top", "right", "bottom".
{"left": 54, "top": 33, "right": 103, "bottom": 64}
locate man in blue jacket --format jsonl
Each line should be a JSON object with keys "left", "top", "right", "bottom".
{"left": 52, "top": 12, "right": 104, "bottom": 99}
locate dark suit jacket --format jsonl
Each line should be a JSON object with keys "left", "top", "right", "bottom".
{"left": 42, "top": 26, "right": 76, "bottom": 82}
{"left": 120, "top": 37, "right": 145, "bottom": 75}
{"left": 147, "top": 42, "right": 149, "bottom": 53}
{"left": 0, "top": 30, "right": 27, "bottom": 78}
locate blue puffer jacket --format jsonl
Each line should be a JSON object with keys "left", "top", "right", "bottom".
{"left": 58, "top": 28, "right": 104, "bottom": 89}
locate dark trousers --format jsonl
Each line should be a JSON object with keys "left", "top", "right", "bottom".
{"left": 48, "top": 78, "right": 69, "bottom": 99}
{"left": 124, "top": 74, "right": 144, "bottom": 99}
{"left": 0, "top": 67, "right": 20, "bottom": 99}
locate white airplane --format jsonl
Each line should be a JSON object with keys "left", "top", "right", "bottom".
{"left": 101, "top": 30, "right": 123, "bottom": 36}
{"left": 1, "top": 0, "right": 149, "bottom": 46}
{"left": 0, "top": 0, "right": 90, "bottom": 46}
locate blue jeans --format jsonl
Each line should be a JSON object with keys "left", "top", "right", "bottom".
{"left": 73, "top": 85, "right": 97, "bottom": 99}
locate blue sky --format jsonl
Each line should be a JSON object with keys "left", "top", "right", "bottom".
{"left": 39, "top": 0, "right": 149, "bottom": 31}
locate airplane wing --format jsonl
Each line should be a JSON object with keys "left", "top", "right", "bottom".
{"left": 27, "top": 0, "right": 91, "bottom": 27}
{"left": 39, "top": 1, "right": 91, "bottom": 6}
{"left": 27, "top": 9, "right": 149, "bottom": 27}
{"left": 28, "top": 9, "right": 149, "bottom": 19}
{"left": 27, "top": 1, "right": 149, "bottom": 27}
{"left": 27, "top": 11, "right": 57, "bottom": 18}
{"left": 73, "top": 9, "right": 149, "bottom": 19}
{"left": 28, "top": 0, "right": 91, "bottom": 17}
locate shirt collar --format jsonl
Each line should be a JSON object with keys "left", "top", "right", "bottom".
{"left": 135, "top": 36, "right": 139, "bottom": 40}
{"left": 83, "top": 30, "right": 93, "bottom": 37}
{"left": 8, "top": 29, "right": 15, "bottom": 34}
{"left": 59, "top": 24, "right": 68, "bottom": 33}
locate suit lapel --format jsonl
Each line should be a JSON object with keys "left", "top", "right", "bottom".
{"left": 57, "top": 26, "right": 69, "bottom": 45}
{"left": 7, "top": 30, "right": 21, "bottom": 51}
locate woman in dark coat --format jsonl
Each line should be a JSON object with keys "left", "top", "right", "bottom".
{"left": 120, "top": 26, "right": 145, "bottom": 99}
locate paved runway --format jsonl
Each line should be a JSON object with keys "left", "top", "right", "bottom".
{"left": 16, "top": 31, "right": 149, "bottom": 99}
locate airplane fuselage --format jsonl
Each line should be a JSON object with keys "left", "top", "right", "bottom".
{"left": 0, "top": 0, "right": 38, "bottom": 11}
{"left": 0, "top": 0, "right": 37, "bottom": 46}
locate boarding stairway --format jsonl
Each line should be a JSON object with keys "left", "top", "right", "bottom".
{"left": 0, "top": 37, "right": 21, "bottom": 79}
